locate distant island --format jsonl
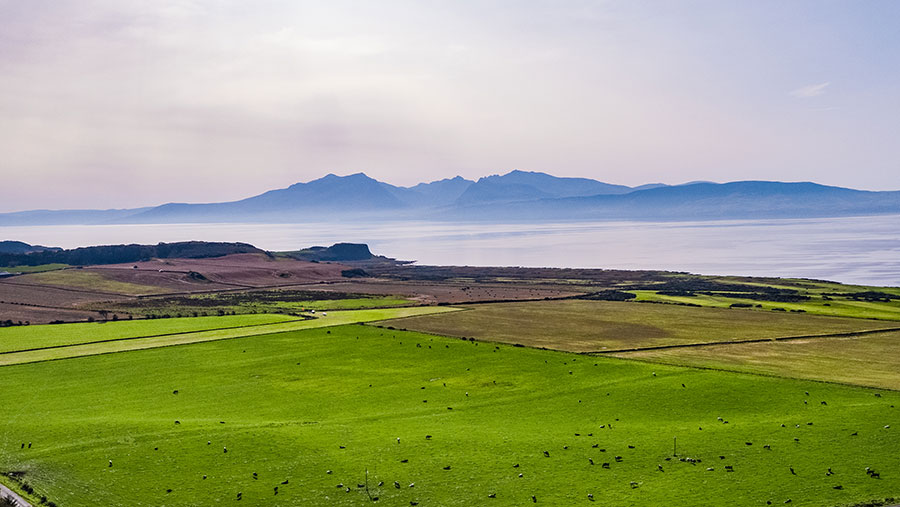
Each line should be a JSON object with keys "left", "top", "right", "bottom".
{"left": 2, "top": 170, "right": 900, "bottom": 225}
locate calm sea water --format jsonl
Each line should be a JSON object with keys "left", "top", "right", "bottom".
{"left": 2, "top": 215, "right": 900, "bottom": 286}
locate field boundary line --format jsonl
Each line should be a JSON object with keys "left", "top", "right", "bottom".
{"left": 0, "top": 317, "right": 310, "bottom": 356}
{"left": 584, "top": 326, "right": 900, "bottom": 355}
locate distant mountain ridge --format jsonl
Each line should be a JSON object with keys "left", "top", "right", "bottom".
{"left": 1, "top": 171, "right": 899, "bottom": 225}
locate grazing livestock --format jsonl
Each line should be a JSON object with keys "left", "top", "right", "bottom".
{"left": 543, "top": 451, "right": 550, "bottom": 457}
{"left": 488, "top": 493, "right": 496, "bottom": 498}
{"left": 394, "top": 481, "right": 401, "bottom": 489}
{"left": 108, "top": 460, "right": 113, "bottom": 467}
{"left": 588, "top": 493, "right": 594, "bottom": 501}
{"left": 532, "top": 495, "right": 537, "bottom": 502}
{"left": 789, "top": 467, "right": 796, "bottom": 475}
{"left": 602, "top": 463, "right": 610, "bottom": 469}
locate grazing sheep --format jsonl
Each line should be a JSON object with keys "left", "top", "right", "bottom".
{"left": 443, "top": 465, "right": 451, "bottom": 470}
{"left": 394, "top": 481, "right": 400, "bottom": 489}
{"left": 789, "top": 467, "right": 795, "bottom": 475}
{"left": 108, "top": 460, "right": 113, "bottom": 467}
{"left": 518, "top": 473, "right": 523, "bottom": 478}
{"left": 602, "top": 463, "right": 610, "bottom": 469}
{"left": 630, "top": 481, "right": 639, "bottom": 489}
{"left": 532, "top": 495, "right": 537, "bottom": 502}
{"left": 588, "top": 493, "right": 594, "bottom": 501}
{"left": 488, "top": 493, "right": 496, "bottom": 498}
{"left": 223, "top": 447, "right": 227, "bottom": 453}
{"left": 543, "top": 451, "right": 550, "bottom": 457}
{"left": 274, "top": 487, "right": 278, "bottom": 495}
{"left": 589, "top": 458, "right": 594, "bottom": 465}
{"left": 657, "top": 464, "right": 664, "bottom": 472}
{"left": 326, "top": 470, "right": 332, "bottom": 474}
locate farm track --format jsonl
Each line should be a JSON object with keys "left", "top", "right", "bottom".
{"left": 0, "top": 481, "right": 31, "bottom": 507}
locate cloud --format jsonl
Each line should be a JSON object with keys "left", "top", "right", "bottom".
{"left": 790, "top": 82, "right": 830, "bottom": 98}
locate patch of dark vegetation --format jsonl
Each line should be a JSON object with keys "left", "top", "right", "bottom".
{"left": 827, "top": 291, "right": 900, "bottom": 302}
{"left": 630, "top": 278, "right": 799, "bottom": 294}
{"left": 729, "top": 303, "right": 754, "bottom": 308}
{"left": 0, "top": 241, "right": 262, "bottom": 268}
{"left": 362, "top": 263, "right": 676, "bottom": 283}
{"left": 341, "top": 268, "right": 370, "bottom": 278}
{"left": 0, "top": 240, "right": 61, "bottom": 255}
{"left": 578, "top": 290, "right": 636, "bottom": 301}
{"left": 699, "top": 292, "right": 811, "bottom": 303}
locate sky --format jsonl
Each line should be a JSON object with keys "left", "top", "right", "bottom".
{"left": 1, "top": 0, "right": 899, "bottom": 212}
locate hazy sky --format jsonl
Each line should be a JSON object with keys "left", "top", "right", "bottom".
{"left": 2, "top": 0, "right": 899, "bottom": 212}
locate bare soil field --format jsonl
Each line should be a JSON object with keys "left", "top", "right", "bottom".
{"left": 0, "top": 302, "right": 100, "bottom": 324}
{"left": 0, "top": 280, "right": 124, "bottom": 307}
{"left": 95, "top": 253, "right": 348, "bottom": 288}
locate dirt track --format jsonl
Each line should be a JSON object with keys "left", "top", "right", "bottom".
{"left": 0, "top": 481, "right": 31, "bottom": 507}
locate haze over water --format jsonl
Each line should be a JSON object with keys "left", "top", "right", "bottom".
{"left": 3, "top": 215, "right": 899, "bottom": 286}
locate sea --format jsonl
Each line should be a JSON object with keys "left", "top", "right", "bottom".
{"left": 2, "top": 214, "right": 900, "bottom": 286}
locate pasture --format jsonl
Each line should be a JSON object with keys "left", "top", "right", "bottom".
{"left": 0, "top": 324, "right": 898, "bottom": 506}
{"left": 376, "top": 300, "right": 900, "bottom": 352}
{"left": 616, "top": 329, "right": 900, "bottom": 390}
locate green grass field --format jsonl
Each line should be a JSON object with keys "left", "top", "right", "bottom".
{"left": 96, "top": 295, "right": 415, "bottom": 318}
{"left": 0, "top": 307, "right": 458, "bottom": 367}
{"left": 376, "top": 300, "right": 900, "bottom": 352}
{"left": 632, "top": 290, "right": 900, "bottom": 321}
{"left": 0, "top": 264, "right": 69, "bottom": 274}
{"left": 0, "top": 324, "right": 898, "bottom": 506}
{"left": 0, "top": 314, "right": 298, "bottom": 354}
{"left": 616, "top": 330, "right": 900, "bottom": 390}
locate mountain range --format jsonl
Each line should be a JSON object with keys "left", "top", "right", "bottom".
{"left": 2, "top": 170, "right": 899, "bottom": 225}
